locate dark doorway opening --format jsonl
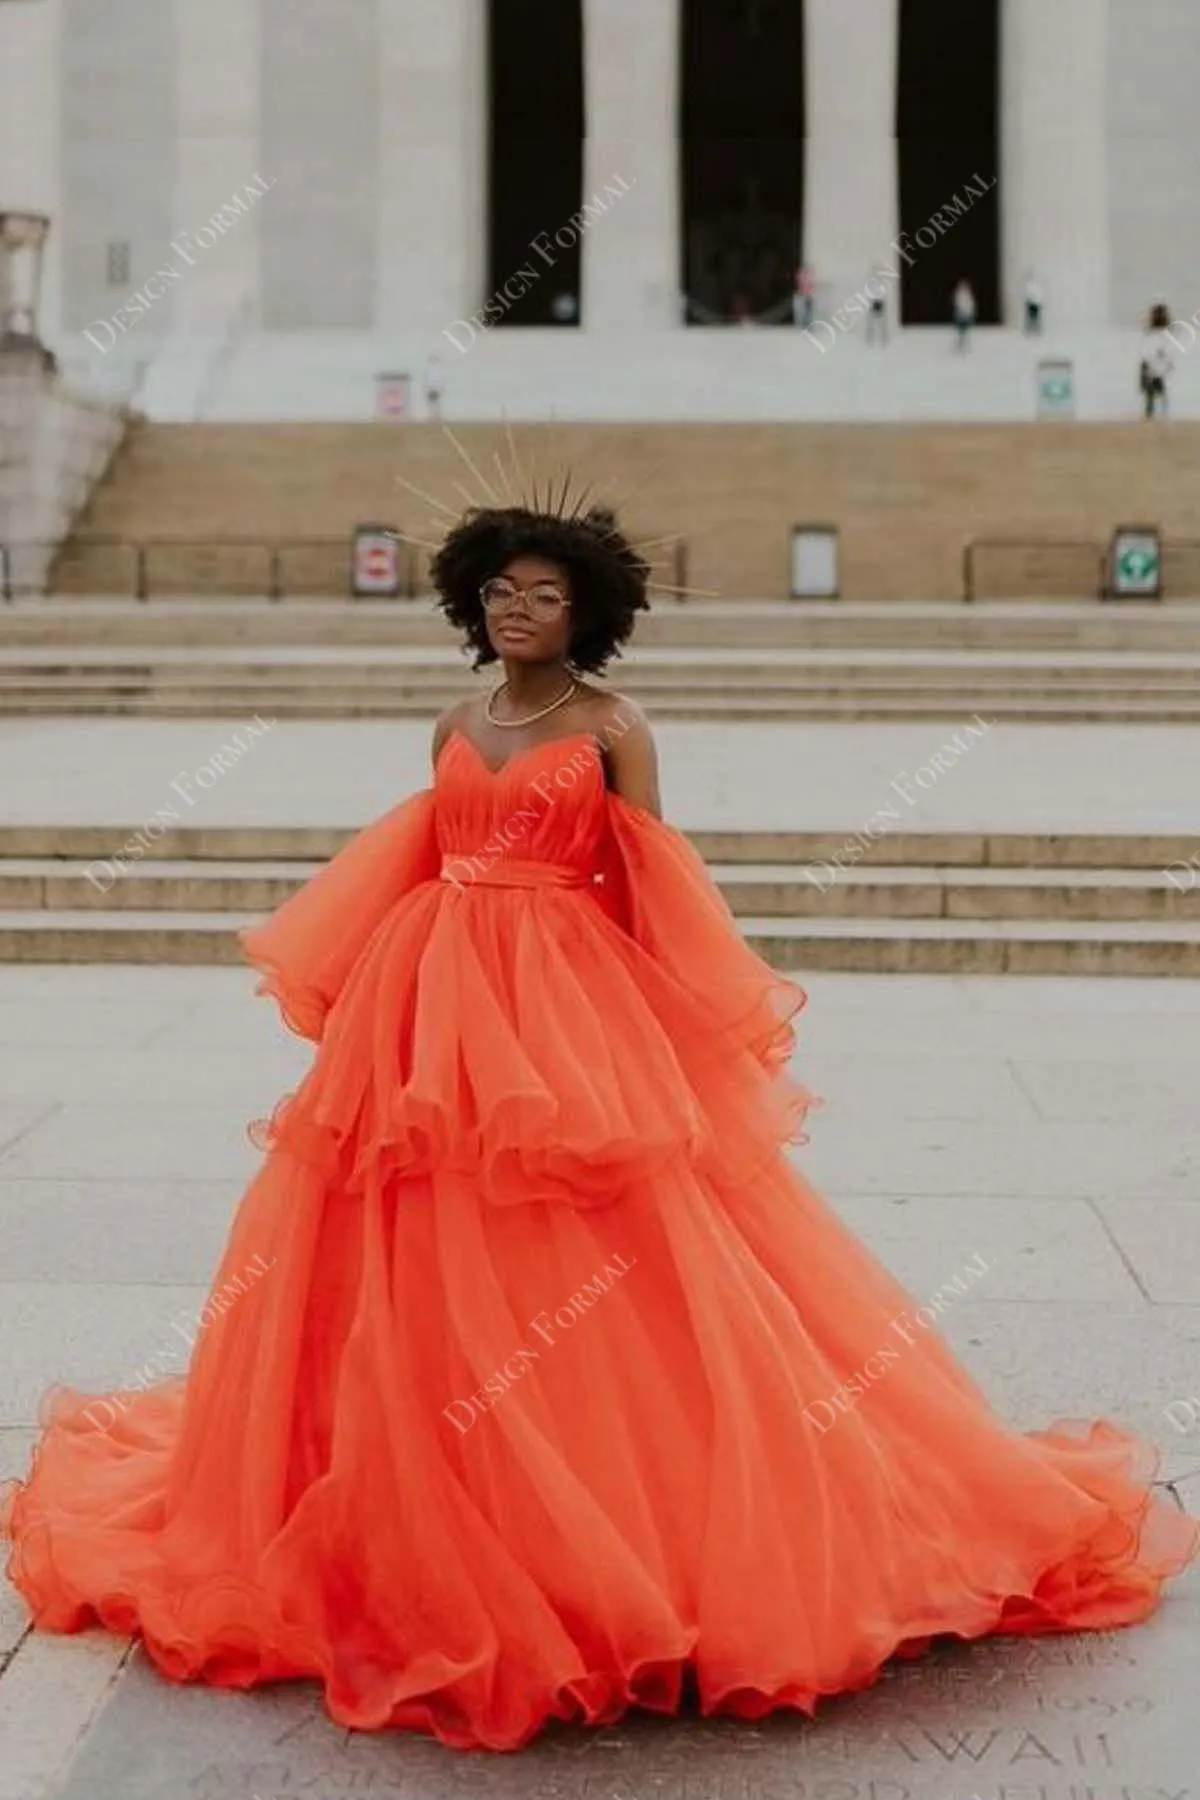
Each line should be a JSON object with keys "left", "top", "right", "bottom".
{"left": 680, "top": 0, "right": 806, "bottom": 325}
{"left": 896, "top": 0, "right": 1001, "bottom": 325}
{"left": 487, "top": 0, "right": 584, "bottom": 326}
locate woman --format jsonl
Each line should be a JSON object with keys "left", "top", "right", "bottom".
{"left": 3, "top": 503, "right": 1195, "bottom": 1752}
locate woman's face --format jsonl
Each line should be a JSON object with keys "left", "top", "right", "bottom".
{"left": 482, "top": 554, "right": 574, "bottom": 665}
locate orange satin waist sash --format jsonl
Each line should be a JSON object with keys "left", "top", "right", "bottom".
{"left": 440, "top": 855, "right": 594, "bottom": 890}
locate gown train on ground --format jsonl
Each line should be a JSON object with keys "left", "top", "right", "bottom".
{"left": 3, "top": 730, "right": 1195, "bottom": 1750}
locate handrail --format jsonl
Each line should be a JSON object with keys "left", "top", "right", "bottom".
{"left": 1, "top": 532, "right": 690, "bottom": 603}
{"left": 964, "top": 534, "right": 1200, "bottom": 602}
{"left": 0, "top": 535, "right": 414, "bottom": 602}
{"left": 964, "top": 537, "right": 1108, "bottom": 603}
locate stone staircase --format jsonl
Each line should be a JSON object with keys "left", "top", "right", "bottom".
{"left": 7, "top": 601, "right": 1200, "bottom": 722}
{"left": 6, "top": 597, "right": 1200, "bottom": 651}
{"left": 0, "top": 355, "right": 130, "bottom": 595}
{"left": 1, "top": 824, "right": 1196, "bottom": 975}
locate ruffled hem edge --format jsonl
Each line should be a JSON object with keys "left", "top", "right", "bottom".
{"left": 5, "top": 1414, "right": 1193, "bottom": 1752}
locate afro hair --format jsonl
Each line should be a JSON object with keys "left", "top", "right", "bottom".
{"left": 431, "top": 505, "right": 651, "bottom": 673}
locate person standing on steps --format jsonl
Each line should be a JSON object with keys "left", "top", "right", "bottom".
{"left": 952, "top": 278, "right": 977, "bottom": 352}
{"left": 792, "top": 264, "right": 816, "bottom": 330}
{"left": 1023, "top": 271, "right": 1044, "bottom": 335}
{"left": 865, "top": 274, "right": 889, "bottom": 346}
{"left": 1141, "top": 302, "right": 1174, "bottom": 418}
{"left": 423, "top": 353, "right": 446, "bottom": 420}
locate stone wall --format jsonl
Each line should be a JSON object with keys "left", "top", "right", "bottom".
{"left": 68, "top": 418, "right": 1200, "bottom": 600}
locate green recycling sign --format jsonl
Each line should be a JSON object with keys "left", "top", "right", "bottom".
{"left": 1109, "top": 529, "right": 1162, "bottom": 598}
{"left": 1118, "top": 543, "right": 1157, "bottom": 584}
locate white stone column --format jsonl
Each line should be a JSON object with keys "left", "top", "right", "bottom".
{"left": 172, "top": 0, "right": 264, "bottom": 335}
{"left": 1002, "top": 0, "right": 1110, "bottom": 328}
{"left": 378, "top": 0, "right": 486, "bottom": 338}
{"left": 0, "top": 0, "right": 64, "bottom": 347}
{"left": 804, "top": 0, "right": 900, "bottom": 316}
{"left": 581, "top": 0, "right": 680, "bottom": 331}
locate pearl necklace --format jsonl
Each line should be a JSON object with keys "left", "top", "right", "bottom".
{"left": 485, "top": 676, "right": 579, "bottom": 729}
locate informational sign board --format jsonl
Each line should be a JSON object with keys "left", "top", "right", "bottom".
{"left": 1037, "top": 358, "right": 1076, "bottom": 419}
{"left": 1107, "top": 525, "right": 1163, "bottom": 599}
{"left": 351, "top": 525, "right": 403, "bottom": 598}
{"left": 375, "top": 371, "right": 411, "bottom": 420}
{"left": 790, "top": 525, "right": 840, "bottom": 599}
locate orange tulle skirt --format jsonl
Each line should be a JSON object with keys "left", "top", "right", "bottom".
{"left": 3, "top": 737, "right": 1196, "bottom": 1750}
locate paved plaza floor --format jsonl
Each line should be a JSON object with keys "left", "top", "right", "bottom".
{"left": 1, "top": 961, "right": 1198, "bottom": 1799}
{"left": 1, "top": 714, "right": 1198, "bottom": 1797}
{"left": 1, "top": 715, "right": 1199, "bottom": 834}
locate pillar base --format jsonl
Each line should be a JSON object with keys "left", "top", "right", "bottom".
{"left": 0, "top": 335, "right": 56, "bottom": 377}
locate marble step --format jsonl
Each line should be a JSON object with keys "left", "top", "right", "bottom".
{"left": 7, "top": 645, "right": 1200, "bottom": 683}
{"left": 3, "top": 908, "right": 1200, "bottom": 974}
{"left": 6, "top": 692, "right": 1200, "bottom": 723}
{"left": 7, "top": 598, "right": 1200, "bottom": 652}
{"left": 0, "top": 827, "right": 1190, "bottom": 871}
{"left": 1, "top": 859, "right": 1197, "bottom": 923}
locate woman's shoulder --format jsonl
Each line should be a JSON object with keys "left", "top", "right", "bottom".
{"left": 572, "top": 684, "right": 651, "bottom": 749}
{"left": 572, "top": 687, "right": 661, "bottom": 814}
{"left": 431, "top": 699, "right": 480, "bottom": 762}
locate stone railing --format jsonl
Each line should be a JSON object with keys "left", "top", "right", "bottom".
{"left": 0, "top": 348, "right": 132, "bottom": 594}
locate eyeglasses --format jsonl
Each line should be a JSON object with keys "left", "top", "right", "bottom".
{"left": 480, "top": 577, "right": 571, "bottom": 621}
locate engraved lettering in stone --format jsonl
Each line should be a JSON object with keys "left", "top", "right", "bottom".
{"left": 1008, "top": 1730, "right": 1063, "bottom": 1765}
{"left": 894, "top": 1726, "right": 1001, "bottom": 1762}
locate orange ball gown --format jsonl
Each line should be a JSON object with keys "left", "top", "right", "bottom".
{"left": 3, "top": 728, "right": 1195, "bottom": 1751}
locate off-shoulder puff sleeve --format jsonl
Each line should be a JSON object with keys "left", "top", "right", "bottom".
{"left": 597, "top": 792, "right": 808, "bottom": 1081}
{"left": 239, "top": 790, "right": 440, "bottom": 1041}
